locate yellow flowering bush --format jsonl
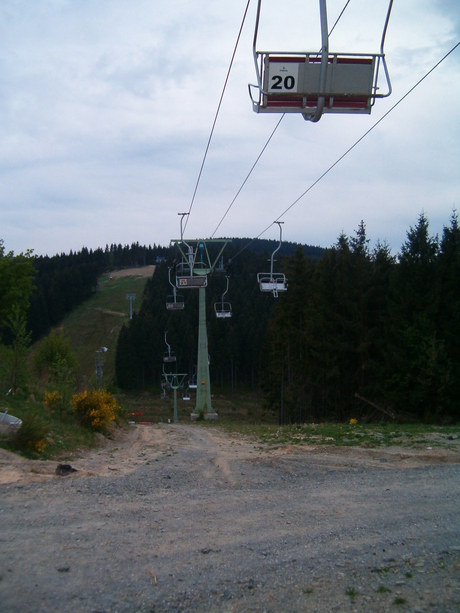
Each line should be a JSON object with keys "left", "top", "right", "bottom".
{"left": 72, "top": 389, "right": 120, "bottom": 431}
{"left": 28, "top": 439, "right": 47, "bottom": 453}
{"left": 44, "top": 390, "right": 63, "bottom": 409}
{"left": 349, "top": 418, "right": 358, "bottom": 425}
{"left": 13, "top": 414, "right": 47, "bottom": 455}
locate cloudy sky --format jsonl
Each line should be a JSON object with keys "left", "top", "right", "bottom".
{"left": 1, "top": 0, "right": 459, "bottom": 258}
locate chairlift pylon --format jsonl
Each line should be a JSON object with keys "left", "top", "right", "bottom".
{"left": 214, "top": 275, "right": 232, "bottom": 319}
{"left": 257, "top": 222, "right": 288, "bottom": 297}
{"left": 249, "top": 0, "right": 394, "bottom": 121}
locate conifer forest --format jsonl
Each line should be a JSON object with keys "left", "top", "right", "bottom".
{"left": 3, "top": 212, "right": 459, "bottom": 425}
{"left": 116, "top": 213, "right": 460, "bottom": 425}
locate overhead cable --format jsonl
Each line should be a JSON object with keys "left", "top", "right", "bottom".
{"left": 232, "top": 40, "right": 460, "bottom": 259}
{"left": 210, "top": 0, "right": 353, "bottom": 239}
{"left": 183, "top": 0, "right": 252, "bottom": 234}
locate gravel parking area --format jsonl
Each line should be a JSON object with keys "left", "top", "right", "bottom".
{"left": 1, "top": 424, "right": 459, "bottom": 612}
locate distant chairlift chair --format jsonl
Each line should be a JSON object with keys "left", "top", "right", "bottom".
{"left": 166, "top": 266, "right": 185, "bottom": 311}
{"left": 257, "top": 222, "right": 288, "bottom": 298}
{"left": 214, "top": 276, "right": 232, "bottom": 319}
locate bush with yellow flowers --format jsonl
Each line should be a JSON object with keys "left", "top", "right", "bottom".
{"left": 72, "top": 389, "right": 120, "bottom": 431}
{"left": 13, "top": 413, "right": 47, "bottom": 455}
{"left": 44, "top": 390, "right": 63, "bottom": 409}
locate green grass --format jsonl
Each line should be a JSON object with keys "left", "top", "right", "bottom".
{"left": 47, "top": 271, "right": 151, "bottom": 387}
{"left": 214, "top": 421, "right": 459, "bottom": 449}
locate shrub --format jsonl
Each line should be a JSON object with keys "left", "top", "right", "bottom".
{"left": 72, "top": 389, "right": 120, "bottom": 431}
{"left": 44, "top": 389, "right": 63, "bottom": 408}
{"left": 33, "top": 331, "right": 79, "bottom": 379}
{"left": 13, "top": 413, "right": 47, "bottom": 454}
{"left": 43, "top": 357, "right": 78, "bottom": 419}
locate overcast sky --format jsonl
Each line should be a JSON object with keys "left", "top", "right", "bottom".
{"left": 1, "top": 0, "right": 459, "bottom": 258}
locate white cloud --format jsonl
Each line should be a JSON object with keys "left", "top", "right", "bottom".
{"left": 0, "top": 0, "right": 459, "bottom": 256}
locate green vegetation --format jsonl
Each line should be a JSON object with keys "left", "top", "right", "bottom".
{"left": 55, "top": 272, "right": 149, "bottom": 386}
{"left": 0, "top": 257, "right": 147, "bottom": 459}
{"left": 345, "top": 587, "right": 358, "bottom": 599}
{"left": 73, "top": 389, "right": 124, "bottom": 431}
{"left": 1, "top": 393, "right": 98, "bottom": 459}
{"left": 218, "top": 421, "right": 459, "bottom": 449}
{"left": 265, "top": 213, "right": 460, "bottom": 424}
{"left": 2, "top": 217, "right": 460, "bottom": 461}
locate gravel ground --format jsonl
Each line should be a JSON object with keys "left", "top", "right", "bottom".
{"left": 0, "top": 424, "right": 459, "bottom": 613}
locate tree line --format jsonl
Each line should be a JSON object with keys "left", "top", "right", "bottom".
{"left": 265, "top": 213, "right": 460, "bottom": 424}
{"left": 115, "top": 239, "right": 323, "bottom": 393}
{"left": 26, "top": 243, "right": 169, "bottom": 342}
{"left": 115, "top": 213, "right": 459, "bottom": 424}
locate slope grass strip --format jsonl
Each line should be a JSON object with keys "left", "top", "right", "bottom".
{"left": 217, "top": 421, "right": 459, "bottom": 449}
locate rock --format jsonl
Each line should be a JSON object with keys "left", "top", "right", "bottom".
{"left": 55, "top": 464, "right": 78, "bottom": 476}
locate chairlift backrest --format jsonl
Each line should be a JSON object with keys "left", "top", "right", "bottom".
{"left": 249, "top": 0, "right": 393, "bottom": 121}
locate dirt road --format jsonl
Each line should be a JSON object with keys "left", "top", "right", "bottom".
{"left": 1, "top": 424, "right": 459, "bottom": 612}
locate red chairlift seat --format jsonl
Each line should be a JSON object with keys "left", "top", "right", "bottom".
{"left": 259, "top": 54, "right": 377, "bottom": 115}
{"left": 249, "top": 0, "right": 393, "bottom": 122}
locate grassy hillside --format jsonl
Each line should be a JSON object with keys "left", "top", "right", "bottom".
{"left": 53, "top": 267, "right": 154, "bottom": 388}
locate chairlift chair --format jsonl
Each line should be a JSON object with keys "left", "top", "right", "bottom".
{"left": 258, "top": 222, "right": 288, "bottom": 297}
{"left": 249, "top": 0, "right": 393, "bottom": 122}
{"left": 166, "top": 266, "right": 185, "bottom": 310}
{"left": 175, "top": 243, "right": 208, "bottom": 289}
{"left": 188, "top": 366, "right": 198, "bottom": 390}
{"left": 214, "top": 276, "right": 232, "bottom": 319}
{"left": 163, "top": 331, "right": 177, "bottom": 363}
{"left": 161, "top": 379, "right": 169, "bottom": 399}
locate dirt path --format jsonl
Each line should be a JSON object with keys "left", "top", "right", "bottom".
{"left": 1, "top": 425, "right": 459, "bottom": 612}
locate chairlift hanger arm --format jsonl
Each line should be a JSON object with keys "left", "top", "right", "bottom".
{"left": 270, "top": 221, "right": 284, "bottom": 275}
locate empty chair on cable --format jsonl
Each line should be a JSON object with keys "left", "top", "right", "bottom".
{"left": 214, "top": 276, "right": 232, "bottom": 319}
{"left": 257, "top": 222, "right": 288, "bottom": 298}
{"left": 249, "top": 0, "right": 393, "bottom": 122}
{"left": 176, "top": 259, "right": 207, "bottom": 289}
{"left": 166, "top": 266, "right": 185, "bottom": 310}
{"left": 163, "top": 331, "right": 177, "bottom": 363}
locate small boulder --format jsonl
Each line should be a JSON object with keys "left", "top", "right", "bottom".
{"left": 55, "top": 464, "right": 78, "bottom": 476}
